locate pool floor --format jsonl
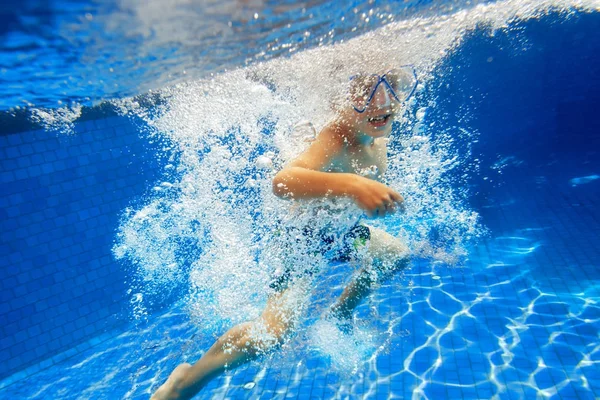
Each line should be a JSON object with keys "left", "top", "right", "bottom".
{"left": 0, "top": 167, "right": 598, "bottom": 400}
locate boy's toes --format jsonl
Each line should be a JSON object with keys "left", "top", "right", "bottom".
{"left": 334, "top": 318, "right": 354, "bottom": 335}
{"left": 326, "top": 308, "right": 354, "bottom": 335}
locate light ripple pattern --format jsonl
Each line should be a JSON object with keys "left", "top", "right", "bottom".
{"left": 0, "top": 227, "right": 598, "bottom": 399}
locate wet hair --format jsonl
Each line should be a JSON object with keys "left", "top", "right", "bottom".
{"left": 327, "top": 62, "right": 351, "bottom": 113}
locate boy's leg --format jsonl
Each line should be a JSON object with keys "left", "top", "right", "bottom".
{"left": 331, "top": 226, "right": 409, "bottom": 320}
{"left": 151, "top": 280, "right": 309, "bottom": 400}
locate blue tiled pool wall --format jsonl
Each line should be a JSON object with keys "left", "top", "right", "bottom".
{"left": 424, "top": 12, "right": 600, "bottom": 210}
{"left": 0, "top": 115, "right": 166, "bottom": 380}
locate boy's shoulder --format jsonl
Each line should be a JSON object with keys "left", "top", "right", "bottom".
{"left": 314, "top": 122, "right": 347, "bottom": 149}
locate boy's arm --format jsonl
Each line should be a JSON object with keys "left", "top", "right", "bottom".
{"left": 272, "top": 127, "right": 403, "bottom": 217}
{"left": 272, "top": 127, "right": 355, "bottom": 199}
{"left": 273, "top": 166, "right": 360, "bottom": 199}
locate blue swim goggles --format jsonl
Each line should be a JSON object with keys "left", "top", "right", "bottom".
{"left": 348, "top": 66, "right": 418, "bottom": 113}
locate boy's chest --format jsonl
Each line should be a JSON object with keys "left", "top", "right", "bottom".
{"left": 328, "top": 142, "right": 388, "bottom": 179}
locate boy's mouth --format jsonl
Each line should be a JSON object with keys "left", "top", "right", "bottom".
{"left": 367, "top": 113, "right": 392, "bottom": 128}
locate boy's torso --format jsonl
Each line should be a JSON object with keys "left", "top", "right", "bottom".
{"left": 326, "top": 136, "right": 388, "bottom": 180}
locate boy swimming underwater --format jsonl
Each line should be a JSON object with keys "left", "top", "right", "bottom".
{"left": 151, "top": 66, "right": 417, "bottom": 400}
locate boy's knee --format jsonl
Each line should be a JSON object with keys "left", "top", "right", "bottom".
{"left": 367, "top": 233, "right": 410, "bottom": 276}
{"left": 242, "top": 317, "right": 294, "bottom": 356}
{"left": 365, "top": 226, "right": 410, "bottom": 262}
{"left": 265, "top": 317, "right": 295, "bottom": 347}
{"left": 371, "top": 250, "right": 411, "bottom": 282}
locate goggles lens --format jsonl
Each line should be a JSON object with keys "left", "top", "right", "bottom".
{"left": 349, "top": 66, "right": 417, "bottom": 113}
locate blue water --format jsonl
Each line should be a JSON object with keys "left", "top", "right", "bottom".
{"left": 1, "top": 1, "right": 599, "bottom": 399}
{"left": 0, "top": 0, "right": 476, "bottom": 111}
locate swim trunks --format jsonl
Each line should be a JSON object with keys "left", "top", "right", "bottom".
{"left": 268, "top": 223, "right": 370, "bottom": 292}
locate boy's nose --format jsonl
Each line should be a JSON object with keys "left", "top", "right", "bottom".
{"left": 371, "top": 85, "right": 392, "bottom": 109}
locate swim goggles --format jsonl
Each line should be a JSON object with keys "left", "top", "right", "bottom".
{"left": 348, "top": 66, "right": 418, "bottom": 113}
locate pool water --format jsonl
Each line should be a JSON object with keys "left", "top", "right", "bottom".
{"left": 1, "top": 0, "right": 599, "bottom": 399}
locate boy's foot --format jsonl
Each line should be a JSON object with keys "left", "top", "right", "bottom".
{"left": 326, "top": 307, "right": 354, "bottom": 335}
{"left": 151, "top": 363, "right": 192, "bottom": 400}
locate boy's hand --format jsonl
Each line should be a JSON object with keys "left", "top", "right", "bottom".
{"left": 349, "top": 176, "right": 404, "bottom": 218}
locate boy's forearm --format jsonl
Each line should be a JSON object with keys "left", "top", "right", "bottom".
{"left": 272, "top": 167, "right": 358, "bottom": 200}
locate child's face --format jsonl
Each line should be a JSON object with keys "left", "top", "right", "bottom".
{"left": 343, "top": 67, "right": 416, "bottom": 140}
{"left": 347, "top": 83, "right": 398, "bottom": 138}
